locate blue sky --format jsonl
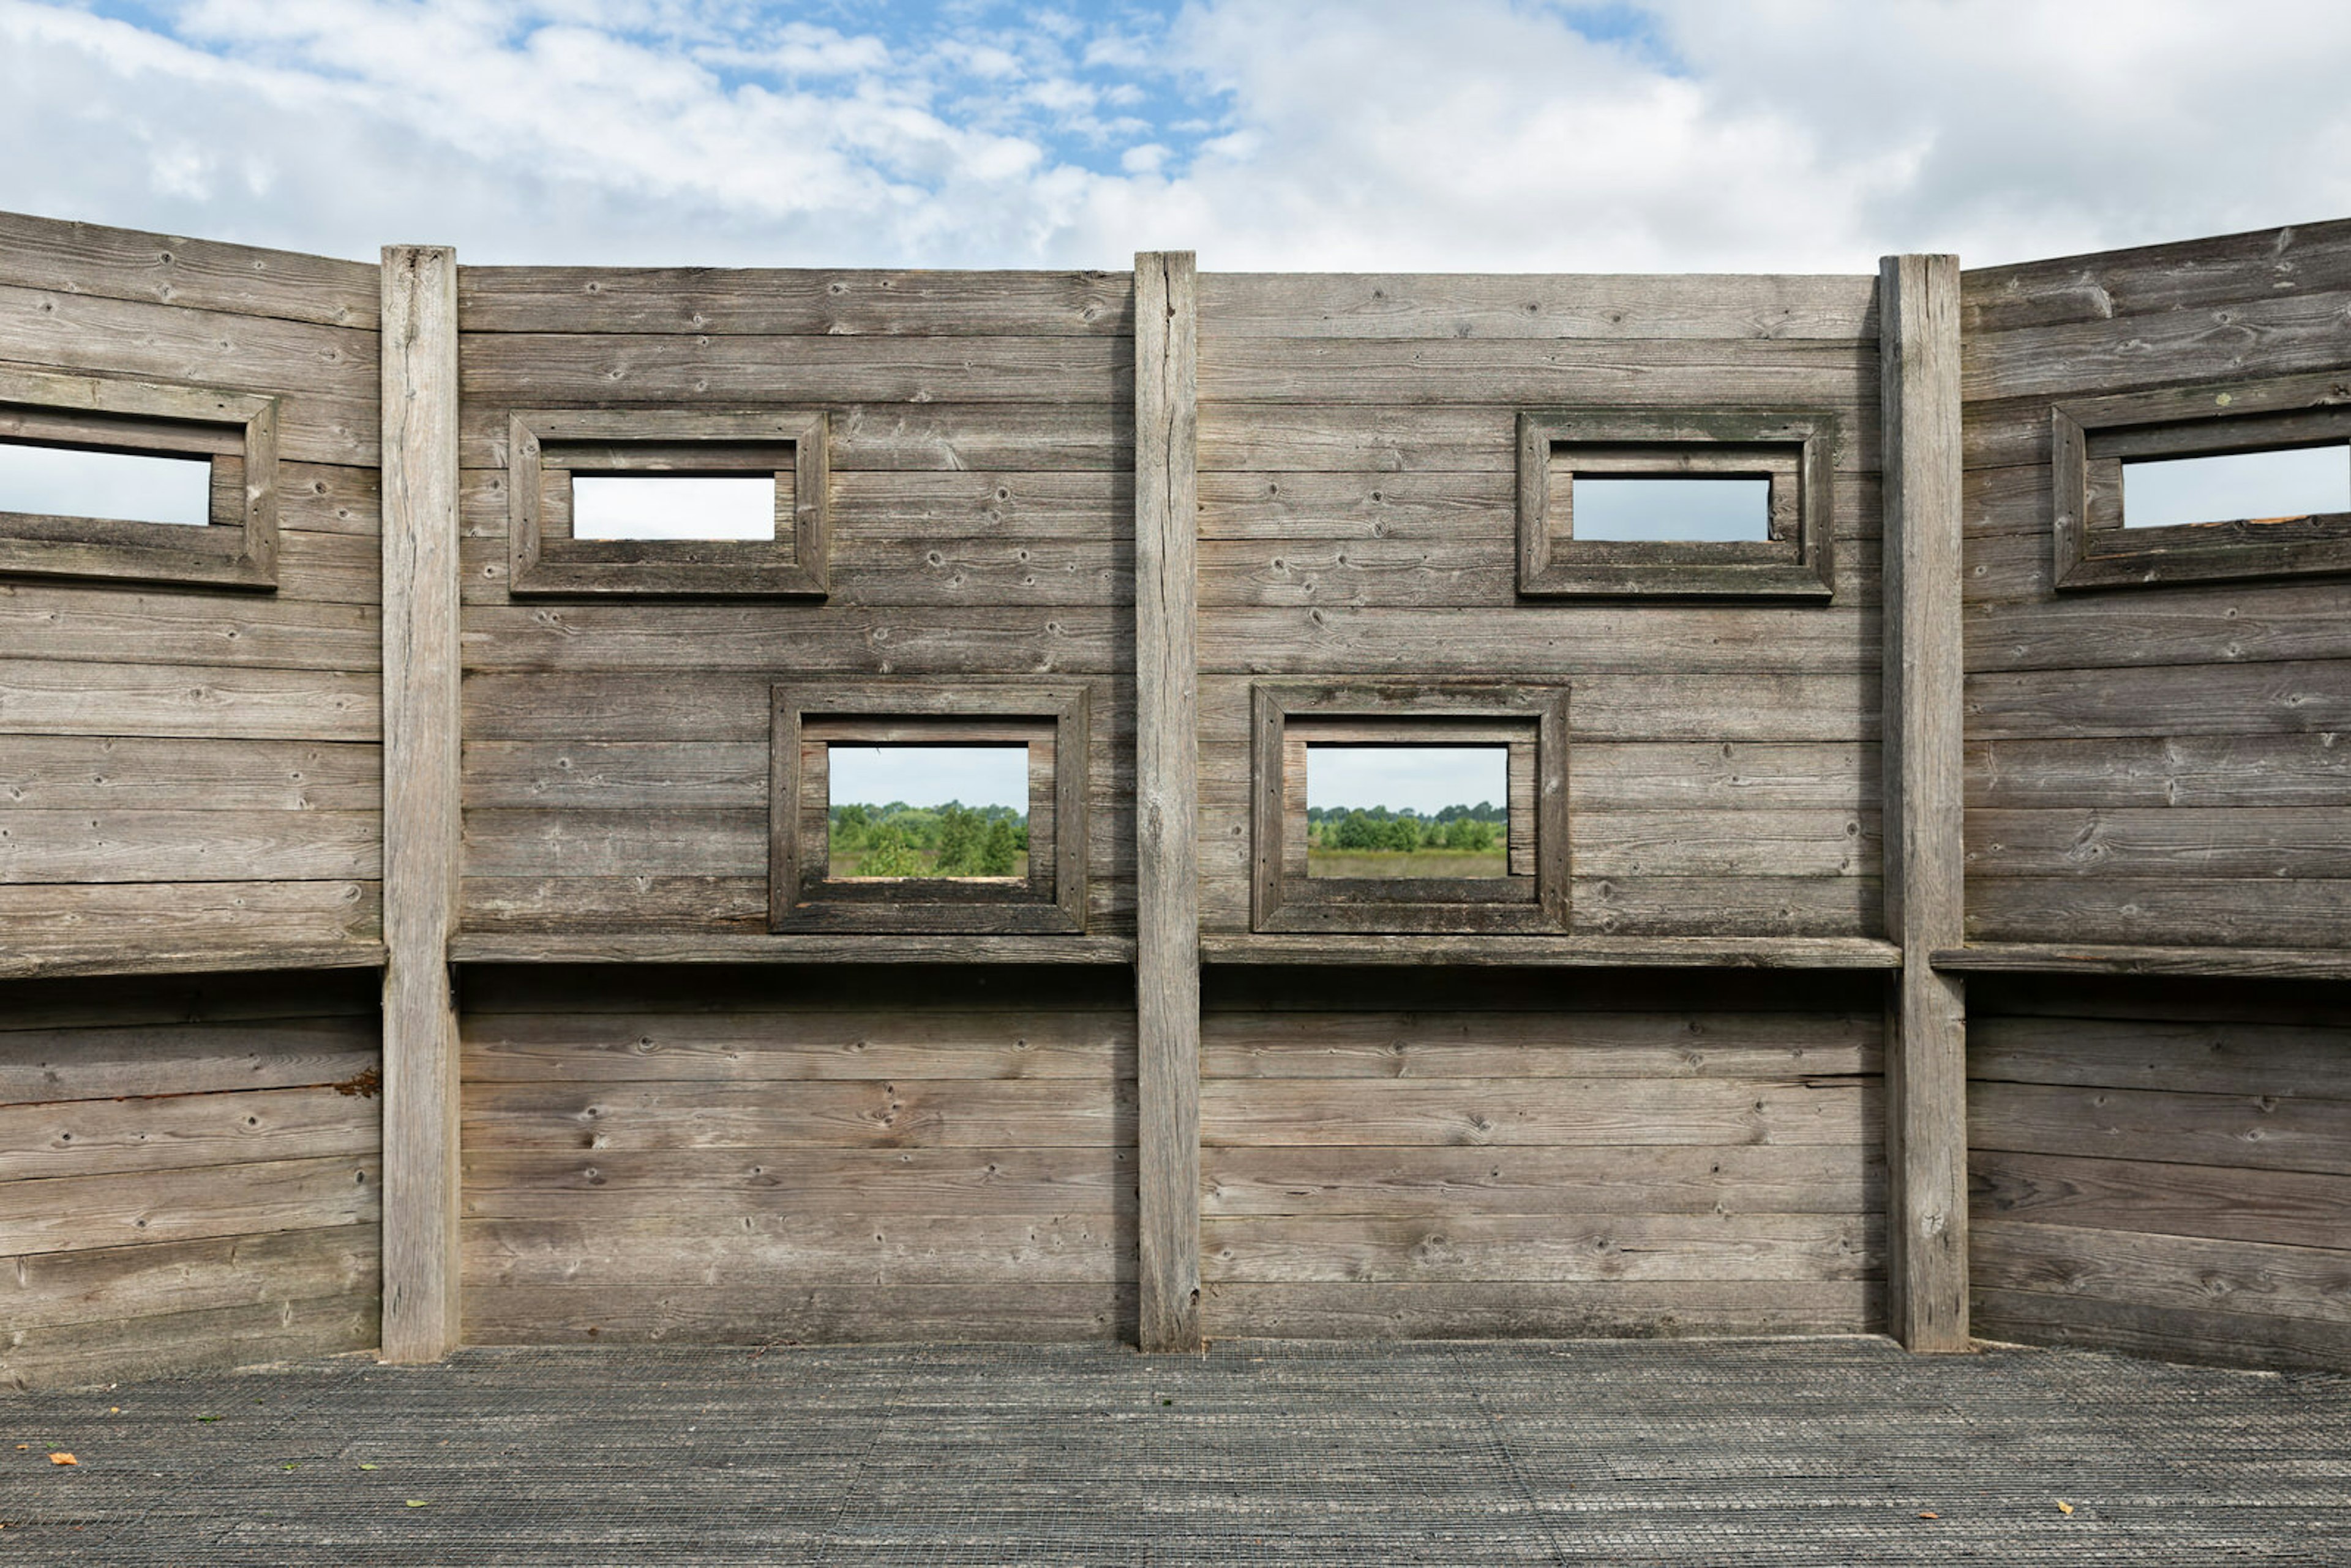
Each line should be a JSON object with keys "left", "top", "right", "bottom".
{"left": 6, "top": 1, "right": 2349, "bottom": 270}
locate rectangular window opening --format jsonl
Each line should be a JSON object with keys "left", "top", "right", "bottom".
{"left": 571, "top": 473, "right": 778, "bottom": 541}
{"left": 0, "top": 442, "right": 212, "bottom": 527}
{"left": 825, "top": 744, "right": 1030, "bottom": 881}
{"left": 1305, "top": 745, "right": 1509, "bottom": 879}
{"left": 2121, "top": 443, "right": 2351, "bottom": 530}
{"left": 1571, "top": 476, "right": 1772, "bottom": 542}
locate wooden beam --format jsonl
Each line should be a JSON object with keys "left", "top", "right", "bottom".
{"left": 379, "top": 244, "right": 462, "bottom": 1363}
{"left": 1134, "top": 250, "right": 1202, "bottom": 1352}
{"left": 1879, "top": 253, "right": 1970, "bottom": 1352}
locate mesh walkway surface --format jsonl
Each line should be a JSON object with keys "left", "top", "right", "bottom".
{"left": 2, "top": 1337, "right": 2346, "bottom": 1565}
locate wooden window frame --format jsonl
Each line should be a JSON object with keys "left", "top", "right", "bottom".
{"left": 2052, "top": 377, "right": 2351, "bottom": 590}
{"left": 1250, "top": 682, "right": 1569, "bottom": 935}
{"left": 770, "top": 681, "right": 1089, "bottom": 934}
{"left": 1517, "top": 408, "right": 1836, "bottom": 599}
{"left": 509, "top": 408, "right": 828, "bottom": 597}
{"left": 0, "top": 367, "right": 280, "bottom": 591}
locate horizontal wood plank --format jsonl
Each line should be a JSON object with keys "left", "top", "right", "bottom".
{"left": 0, "top": 880, "right": 381, "bottom": 981}
{"left": 463, "top": 1077, "right": 1134, "bottom": 1151}
{"left": 463, "top": 1213, "right": 1130, "bottom": 1287}
{"left": 1197, "top": 272, "right": 1877, "bottom": 340}
{"left": 0, "top": 808, "right": 379, "bottom": 882}
{"left": 1968, "top": 1013, "right": 2351, "bottom": 1099}
{"left": 0, "top": 211, "right": 378, "bottom": 329}
{"left": 1965, "top": 734, "right": 2351, "bottom": 810}
{"left": 1202, "top": 1279, "right": 1879, "bottom": 1338}
{"left": 1201, "top": 1212, "right": 1881, "bottom": 1284}
{"left": 459, "top": 266, "right": 1130, "bottom": 334}
{"left": 0, "top": 659, "right": 378, "bottom": 741}
{"left": 1969, "top": 1079, "right": 2351, "bottom": 1176}
{"left": 1200, "top": 1076, "right": 1875, "bottom": 1147}
{"left": 1970, "top": 1149, "right": 2347, "bottom": 1250}
{"left": 0, "top": 1082, "right": 379, "bottom": 1180}
{"left": 1972, "top": 1218, "right": 2351, "bottom": 1326}
{"left": 1201, "top": 1143, "right": 1883, "bottom": 1218}
{"left": 463, "top": 1147, "right": 1133, "bottom": 1220}
{"left": 0, "top": 1016, "right": 378, "bottom": 1105}
{"left": 463, "top": 1282, "right": 1130, "bottom": 1343}
{"left": 0, "top": 1152, "right": 378, "bottom": 1257}
{"left": 0, "top": 735, "right": 381, "bottom": 811}
{"left": 1202, "top": 1008, "right": 1880, "bottom": 1079}
{"left": 463, "top": 1008, "right": 1130, "bottom": 1082}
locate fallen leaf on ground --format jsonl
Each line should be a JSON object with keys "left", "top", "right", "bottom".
{"left": 49, "top": 1454, "right": 77, "bottom": 1466}
{"left": 2057, "top": 1500, "right": 2075, "bottom": 1515}
{"left": 405, "top": 1499, "right": 429, "bottom": 1509}
{"left": 358, "top": 1463, "right": 378, "bottom": 1471}
{"left": 1917, "top": 1511, "right": 1938, "bottom": 1520}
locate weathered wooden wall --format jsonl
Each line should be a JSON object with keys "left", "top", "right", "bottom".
{"left": 1957, "top": 220, "right": 2351, "bottom": 948}
{"left": 451, "top": 266, "right": 1137, "bottom": 955}
{"left": 1193, "top": 273, "right": 1887, "bottom": 945}
{"left": 4, "top": 208, "right": 2347, "bottom": 1386}
{"left": 1968, "top": 975, "right": 2351, "bottom": 1371}
{"left": 459, "top": 965, "right": 1134, "bottom": 1342}
{"left": 0, "top": 969, "right": 381, "bottom": 1389}
{"left": 0, "top": 215, "right": 384, "bottom": 975}
{"left": 1199, "top": 969, "right": 1885, "bottom": 1337}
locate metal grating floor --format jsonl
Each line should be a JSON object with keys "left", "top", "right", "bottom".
{"left": 2, "top": 1337, "right": 2346, "bottom": 1564}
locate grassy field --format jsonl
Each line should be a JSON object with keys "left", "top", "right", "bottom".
{"left": 1307, "top": 849, "right": 1507, "bottom": 879}
{"left": 832, "top": 850, "right": 1030, "bottom": 879}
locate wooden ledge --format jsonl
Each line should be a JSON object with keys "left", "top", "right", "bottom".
{"left": 1203, "top": 935, "right": 1903, "bottom": 969}
{"left": 0, "top": 942, "right": 387, "bottom": 984}
{"left": 1932, "top": 943, "right": 2351, "bottom": 981}
{"left": 449, "top": 931, "right": 1136, "bottom": 966}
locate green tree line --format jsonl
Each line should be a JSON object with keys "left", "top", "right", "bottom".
{"left": 830, "top": 801, "right": 1027, "bottom": 877}
{"left": 1306, "top": 802, "right": 1503, "bottom": 853}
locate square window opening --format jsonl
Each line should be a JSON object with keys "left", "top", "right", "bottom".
{"left": 770, "top": 683, "right": 1088, "bottom": 936}
{"left": 1251, "top": 684, "right": 1569, "bottom": 936}
{"left": 2121, "top": 443, "right": 2350, "bottom": 530}
{"left": 1305, "top": 745, "right": 1509, "bottom": 879}
{"left": 824, "top": 743, "right": 1031, "bottom": 882}
{"left": 0, "top": 443, "right": 214, "bottom": 528}
{"left": 571, "top": 473, "right": 778, "bottom": 541}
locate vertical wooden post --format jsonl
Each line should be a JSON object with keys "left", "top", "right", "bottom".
{"left": 1879, "top": 253, "right": 1970, "bottom": 1352}
{"left": 1134, "top": 251, "right": 1202, "bottom": 1352}
{"left": 380, "top": 246, "right": 463, "bottom": 1362}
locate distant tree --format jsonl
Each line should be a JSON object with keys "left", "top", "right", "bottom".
{"left": 933, "top": 805, "right": 985, "bottom": 874}
{"left": 853, "top": 823, "right": 922, "bottom": 877}
{"left": 978, "top": 817, "right": 1021, "bottom": 875}
{"left": 1441, "top": 816, "right": 1497, "bottom": 852}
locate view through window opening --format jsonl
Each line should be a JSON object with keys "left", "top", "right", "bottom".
{"left": 2121, "top": 443, "right": 2351, "bottom": 530}
{"left": 1305, "top": 744, "right": 1509, "bottom": 879}
{"left": 0, "top": 443, "right": 212, "bottom": 527}
{"left": 1570, "top": 475, "right": 1772, "bottom": 542}
{"left": 570, "top": 473, "right": 778, "bottom": 540}
{"left": 825, "top": 743, "right": 1030, "bottom": 880}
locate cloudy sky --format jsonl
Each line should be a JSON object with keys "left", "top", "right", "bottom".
{"left": 3, "top": 0, "right": 2349, "bottom": 271}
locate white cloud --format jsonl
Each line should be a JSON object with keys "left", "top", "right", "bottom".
{"left": 0, "top": 0, "right": 2345, "bottom": 270}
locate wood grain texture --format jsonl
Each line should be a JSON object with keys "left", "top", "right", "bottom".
{"left": 1196, "top": 272, "right": 1877, "bottom": 340}
{"left": 1880, "top": 253, "right": 1970, "bottom": 1351}
{"left": 378, "top": 244, "right": 463, "bottom": 1363}
{"left": 1967, "top": 994, "right": 2351, "bottom": 1370}
{"left": 458, "top": 265, "right": 1131, "bottom": 336}
{"left": 1134, "top": 250, "right": 1201, "bottom": 1352}
{"left": 0, "top": 209, "right": 378, "bottom": 328}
